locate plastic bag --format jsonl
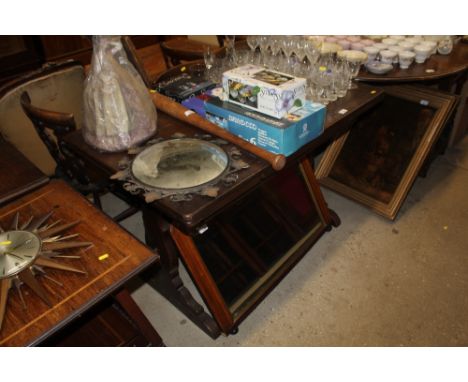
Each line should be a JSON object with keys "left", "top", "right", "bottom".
{"left": 83, "top": 36, "right": 157, "bottom": 152}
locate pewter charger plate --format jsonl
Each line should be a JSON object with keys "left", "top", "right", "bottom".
{"left": 131, "top": 138, "right": 229, "bottom": 192}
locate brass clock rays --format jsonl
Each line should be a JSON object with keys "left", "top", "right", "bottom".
{"left": 0, "top": 210, "right": 91, "bottom": 331}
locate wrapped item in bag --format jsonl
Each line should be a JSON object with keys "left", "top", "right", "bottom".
{"left": 83, "top": 36, "right": 157, "bottom": 152}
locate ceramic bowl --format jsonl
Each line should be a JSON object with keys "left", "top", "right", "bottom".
{"left": 351, "top": 42, "right": 365, "bottom": 51}
{"left": 361, "top": 39, "right": 374, "bottom": 47}
{"left": 390, "top": 46, "right": 408, "bottom": 63}
{"left": 373, "top": 43, "right": 389, "bottom": 51}
{"left": 325, "top": 36, "right": 338, "bottom": 43}
{"left": 346, "top": 36, "right": 361, "bottom": 43}
{"left": 424, "top": 35, "right": 441, "bottom": 44}
{"left": 337, "top": 49, "right": 368, "bottom": 63}
{"left": 399, "top": 51, "right": 415, "bottom": 69}
{"left": 366, "top": 35, "right": 387, "bottom": 42}
{"left": 387, "top": 44, "right": 399, "bottom": 50}
{"left": 363, "top": 46, "right": 380, "bottom": 62}
{"left": 365, "top": 61, "right": 393, "bottom": 75}
{"left": 421, "top": 41, "right": 437, "bottom": 55}
{"left": 398, "top": 41, "right": 415, "bottom": 51}
{"left": 380, "top": 49, "right": 397, "bottom": 64}
{"left": 382, "top": 38, "right": 398, "bottom": 46}
{"left": 337, "top": 39, "right": 351, "bottom": 50}
{"left": 319, "top": 42, "right": 343, "bottom": 54}
{"left": 406, "top": 36, "right": 424, "bottom": 45}
{"left": 414, "top": 44, "right": 432, "bottom": 63}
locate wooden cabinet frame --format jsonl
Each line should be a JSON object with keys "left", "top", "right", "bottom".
{"left": 168, "top": 158, "right": 338, "bottom": 335}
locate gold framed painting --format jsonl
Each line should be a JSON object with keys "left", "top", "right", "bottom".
{"left": 316, "top": 85, "right": 457, "bottom": 220}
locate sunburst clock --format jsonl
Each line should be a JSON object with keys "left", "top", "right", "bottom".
{"left": 0, "top": 210, "right": 91, "bottom": 331}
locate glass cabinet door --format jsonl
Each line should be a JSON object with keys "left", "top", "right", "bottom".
{"left": 192, "top": 162, "right": 327, "bottom": 320}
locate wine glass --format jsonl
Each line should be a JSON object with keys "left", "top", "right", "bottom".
{"left": 304, "top": 38, "right": 320, "bottom": 67}
{"left": 293, "top": 37, "right": 308, "bottom": 76}
{"left": 269, "top": 35, "right": 282, "bottom": 70}
{"left": 203, "top": 45, "right": 215, "bottom": 81}
{"left": 258, "top": 35, "right": 270, "bottom": 66}
{"left": 246, "top": 35, "right": 258, "bottom": 52}
{"left": 204, "top": 46, "right": 215, "bottom": 70}
{"left": 338, "top": 50, "right": 367, "bottom": 89}
{"left": 246, "top": 35, "right": 260, "bottom": 65}
{"left": 281, "top": 36, "right": 296, "bottom": 73}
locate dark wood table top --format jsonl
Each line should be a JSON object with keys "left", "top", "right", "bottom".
{"left": 0, "top": 180, "right": 158, "bottom": 346}
{"left": 356, "top": 41, "right": 468, "bottom": 83}
{"left": 0, "top": 139, "right": 49, "bottom": 206}
{"left": 63, "top": 84, "right": 384, "bottom": 233}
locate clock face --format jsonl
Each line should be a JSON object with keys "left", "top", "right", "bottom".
{"left": 0, "top": 230, "right": 41, "bottom": 279}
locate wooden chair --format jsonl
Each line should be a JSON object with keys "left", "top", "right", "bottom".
{"left": 20, "top": 91, "right": 103, "bottom": 206}
{"left": 121, "top": 36, "right": 247, "bottom": 89}
{"left": 20, "top": 90, "right": 139, "bottom": 221}
{"left": 0, "top": 60, "right": 84, "bottom": 176}
{"left": 159, "top": 37, "right": 222, "bottom": 68}
{"left": 0, "top": 60, "right": 138, "bottom": 221}
{"left": 121, "top": 36, "right": 154, "bottom": 89}
{"left": 122, "top": 36, "right": 209, "bottom": 89}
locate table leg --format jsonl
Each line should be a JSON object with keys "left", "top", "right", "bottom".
{"left": 141, "top": 206, "right": 221, "bottom": 339}
{"left": 114, "top": 288, "right": 165, "bottom": 346}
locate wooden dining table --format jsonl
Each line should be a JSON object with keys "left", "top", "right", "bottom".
{"left": 356, "top": 41, "right": 468, "bottom": 149}
{"left": 356, "top": 40, "right": 468, "bottom": 85}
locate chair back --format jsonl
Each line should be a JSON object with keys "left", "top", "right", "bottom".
{"left": 121, "top": 36, "right": 153, "bottom": 89}
{"left": 0, "top": 60, "right": 84, "bottom": 175}
{"left": 20, "top": 91, "right": 99, "bottom": 192}
{"left": 160, "top": 37, "right": 221, "bottom": 68}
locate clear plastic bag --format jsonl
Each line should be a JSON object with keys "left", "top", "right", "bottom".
{"left": 83, "top": 36, "right": 157, "bottom": 152}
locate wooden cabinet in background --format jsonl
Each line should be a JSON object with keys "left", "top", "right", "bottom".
{"left": 39, "top": 35, "right": 92, "bottom": 63}
{"left": 0, "top": 36, "right": 43, "bottom": 84}
{"left": 0, "top": 35, "right": 165, "bottom": 85}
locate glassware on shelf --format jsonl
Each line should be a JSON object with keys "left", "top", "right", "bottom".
{"left": 257, "top": 35, "right": 270, "bottom": 66}
{"left": 293, "top": 37, "right": 308, "bottom": 76}
{"left": 269, "top": 35, "right": 282, "bottom": 70}
{"left": 337, "top": 50, "right": 367, "bottom": 89}
{"left": 281, "top": 36, "right": 296, "bottom": 70}
{"left": 203, "top": 45, "right": 216, "bottom": 82}
{"left": 224, "top": 35, "right": 237, "bottom": 67}
{"left": 204, "top": 46, "right": 215, "bottom": 69}
{"left": 246, "top": 35, "right": 259, "bottom": 52}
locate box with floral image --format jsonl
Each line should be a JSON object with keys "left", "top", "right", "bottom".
{"left": 222, "top": 64, "right": 307, "bottom": 119}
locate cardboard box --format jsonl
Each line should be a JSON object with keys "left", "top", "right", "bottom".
{"left": 222, "top": 65, "right": 307, "bottom": 119}
{"left": 156, "top": 73, "right": 216, "bottom": 102}
{"left": 204, "top": 96, "right": 326, "bottom": 156}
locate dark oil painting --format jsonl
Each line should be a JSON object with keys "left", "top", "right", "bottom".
{"left": 328, "top": 95, "right": 436, "bottom": 204}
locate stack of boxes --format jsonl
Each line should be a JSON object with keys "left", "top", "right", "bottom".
{"left": 204, "top": 64, "right": 326, "bottom": 156}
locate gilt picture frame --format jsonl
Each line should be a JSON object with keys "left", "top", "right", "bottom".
{"left": 316, "top": 85, "right": 457, "bottom": 220}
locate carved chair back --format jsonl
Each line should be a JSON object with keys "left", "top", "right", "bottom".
{"left": 20, "top": 91, "right": 106, "bottom": 207}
